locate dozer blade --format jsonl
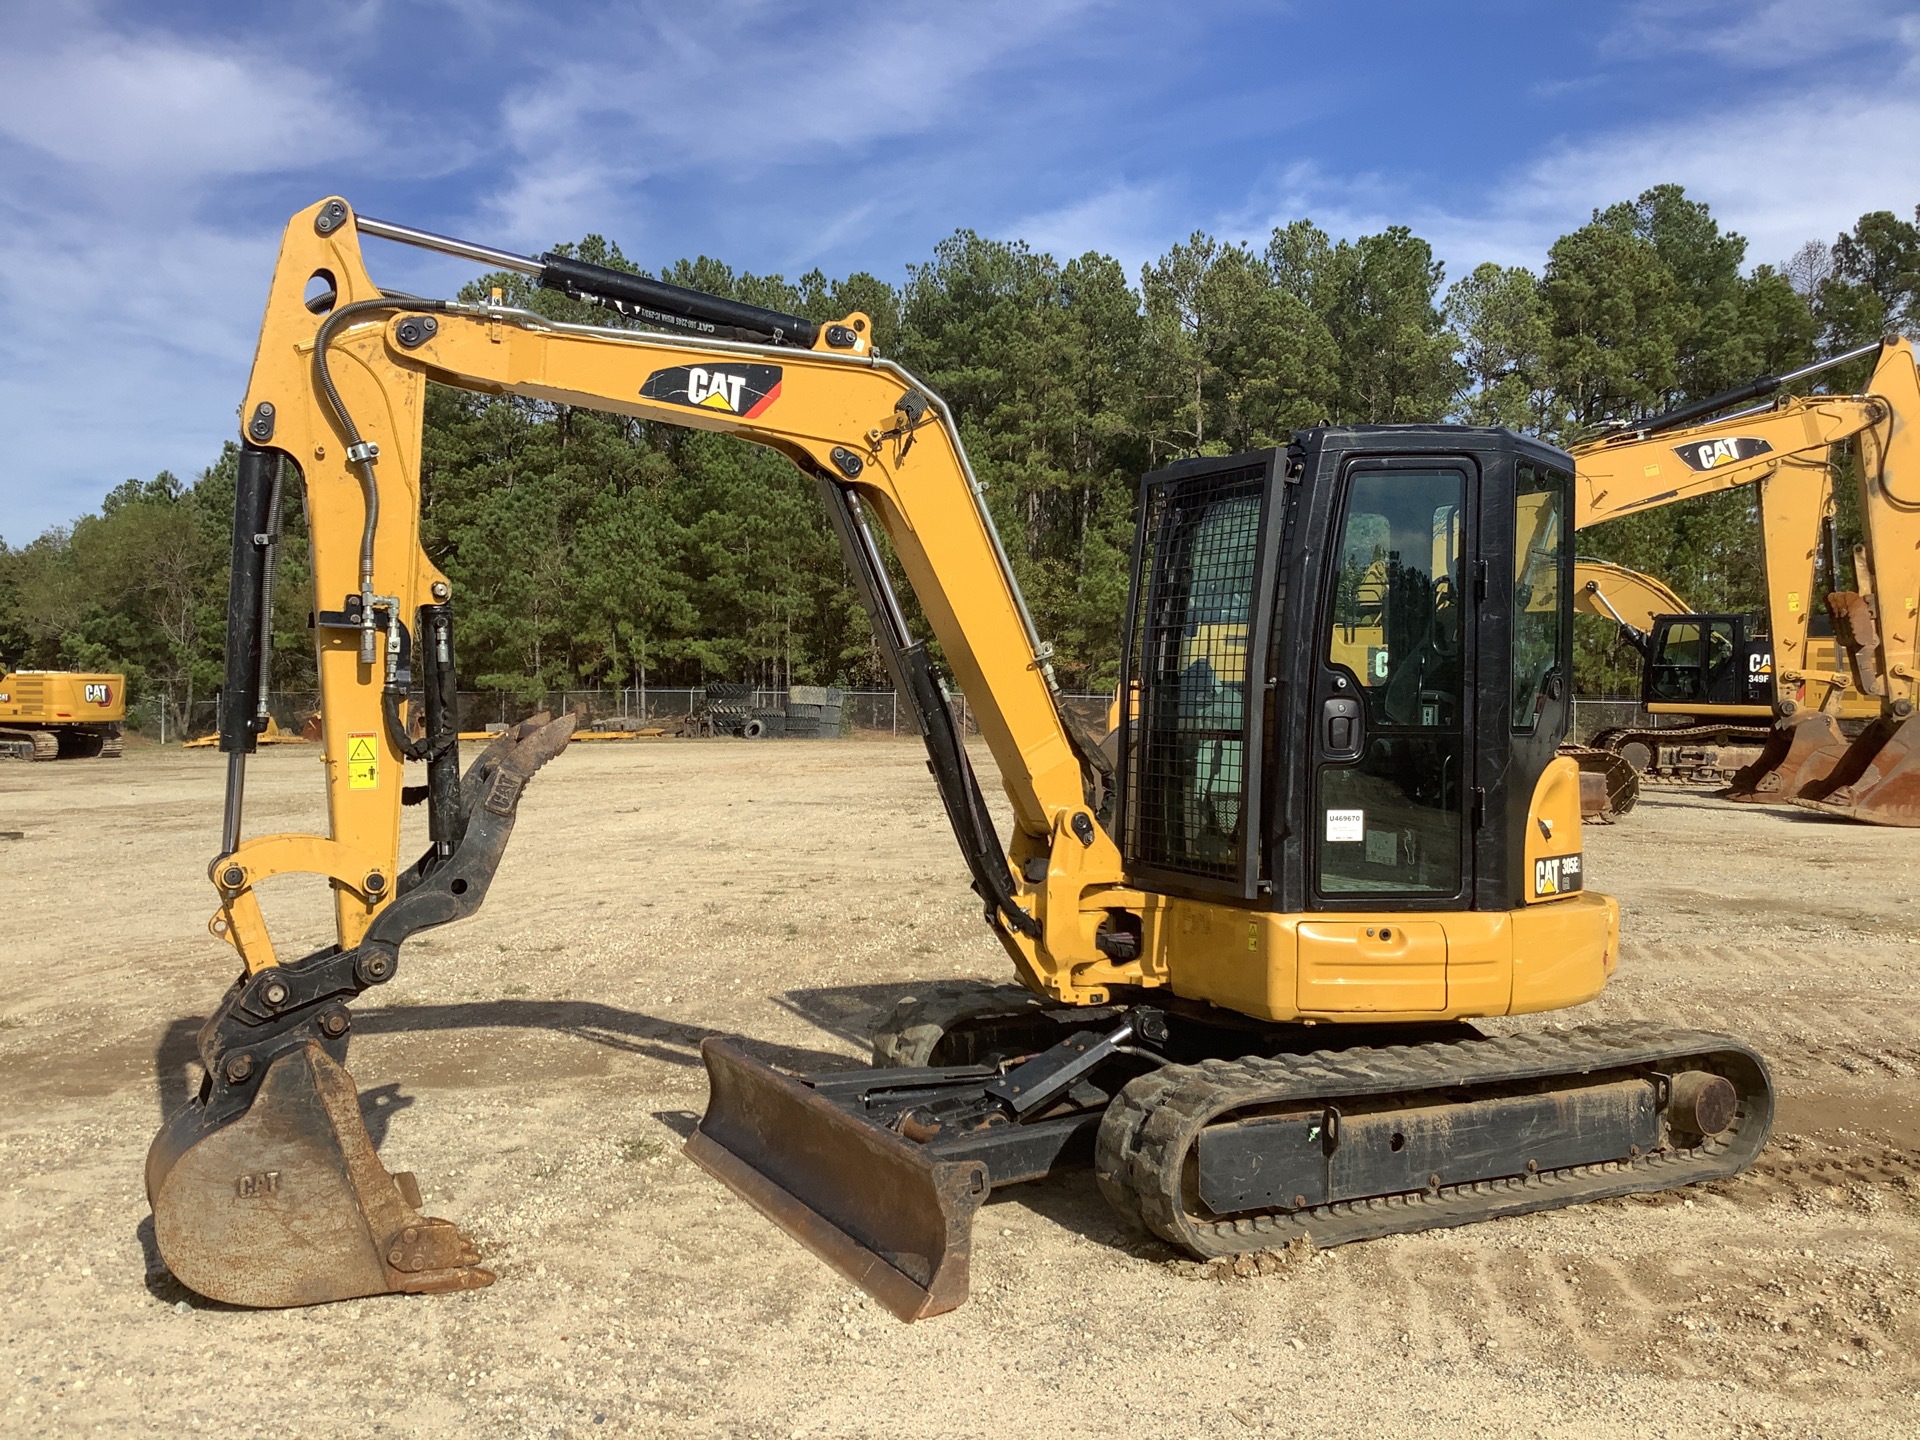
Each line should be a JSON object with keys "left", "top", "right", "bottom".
{"left": 1725, "top": 711, "right": 1847, "bottom": 802}
{"left": 1792, "top": 713, "right": 1920, "bottom": 825}
{"left": 685, "top": 1038, "right": 988, "bottom": 1322}
{"left": 147, "top": 1042, "right": 491, "bottom": 1307}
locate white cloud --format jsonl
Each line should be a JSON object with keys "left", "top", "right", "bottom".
{"left": 1008, "top": 180, "right": 1175, "bottom": 274}
{"left": 0, "top": 8, "right": 369, "bottom": 188}
{"left": 1610, "top": 0, "right": 1910, "bottom": 68}
{"left": 475, "top": 0, "right": 1101, "bottom": 248}
{"left": 1155, "top": 13, "right": 1920, "bottom": 282}
{"left": 1501, "top": 89, "right": 1920, "bottom": 268}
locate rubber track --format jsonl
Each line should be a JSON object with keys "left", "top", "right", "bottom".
{"left": 1094, "top": 1021, "right": 1773, "bottom": 1259}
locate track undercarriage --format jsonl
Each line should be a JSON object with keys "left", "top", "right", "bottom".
{"left": 689, "top": 989, "right": 1775, "bottom": 1320}
{"left": 0, "top": 724, "right": 121, "bottom": 760}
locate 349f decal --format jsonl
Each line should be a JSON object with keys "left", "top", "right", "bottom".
{"left": 640, "top": 364, "right": 782, "bottom": 418}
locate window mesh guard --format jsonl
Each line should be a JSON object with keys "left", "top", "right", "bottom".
{"left": 1125, "top": 465, "right": 1266, "bottom": 881}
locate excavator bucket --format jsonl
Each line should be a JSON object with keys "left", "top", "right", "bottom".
{"left": 1725, "top": 711, "right": 1849, "bottom": 803}
{"left": 146, "top": 1043, "right": 490, "bottom": 1306}
{"left": 1792, "top": 713, "right": 1920, "bottom": 825}
{"left": 147, "top": 712, "right": 575, "bottom": 1306}
{"left": 1561, "top": 745, "right": 1638, "bottom": 819}
{"left": 685, "top": 1039, "right": 989, "bottom": 1322}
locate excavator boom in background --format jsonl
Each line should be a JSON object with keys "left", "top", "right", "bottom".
{"left": 1564, "top": 338, "right": 1920, "bottom": 824}
{"left": 145, "top": 199, "right": 1773, "bottom": 1319}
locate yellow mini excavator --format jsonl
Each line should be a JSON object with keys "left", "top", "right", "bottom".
{"left": 145, "top": 199, "right": 1774, "bottom": 1318}
{"left": 1568, "top": 338, "right": 1920, "bottom": 822}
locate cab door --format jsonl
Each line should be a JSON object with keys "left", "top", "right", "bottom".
{"left": 1310, "top": 458, "right": 1474, "bottom": 907}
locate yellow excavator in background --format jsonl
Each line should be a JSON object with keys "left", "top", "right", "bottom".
{"left": 1566, "top": 338, "right": 1920, "bottom": 823}
{"left": 0, "top": 668, "right": 124, "bottom": 759}
{"left": 1562, "top": 559, "right": 1877, "bottom": 811}
{"left": 144, "top": 198, "right": 1772, "bottom": 1319}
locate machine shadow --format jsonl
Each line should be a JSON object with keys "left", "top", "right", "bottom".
{"left": 150, "top": 999, "right": 865, "bottom": 1128}
{"left": 773, "top": 980, "right": 963, "bottom": 1054}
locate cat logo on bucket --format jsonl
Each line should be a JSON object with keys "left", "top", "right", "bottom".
{"left": 1534, "top": 852, "right": 1584, "bottom": 897}
{"left": 640, "top": 363, "right": 782, "bottom": 419}
{"left": 1673, "top": 436, "right": 1772, "bottom": 472}
{"left": 84, "top": 682, "right": 113, "bottom": 706}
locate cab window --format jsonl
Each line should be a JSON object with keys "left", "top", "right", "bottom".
{"left": 1511, "top": 464, "right": 1568, "bottom": 731}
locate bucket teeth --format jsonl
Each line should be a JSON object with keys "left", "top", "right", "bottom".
{"left": 1726, "top": 711, "right": 1848, "bottom": 801}
{"left": 147, "top": 1042, "right": 490, "bottom": 1306}
{"left": 1792, "top": 713, "right": 1920, "bottom": 825}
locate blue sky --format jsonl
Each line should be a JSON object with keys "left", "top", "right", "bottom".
{"left": 3, "top": 0, "right": 1918, "bottom": 541}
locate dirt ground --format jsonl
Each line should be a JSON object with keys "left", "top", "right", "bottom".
{"left": 2, "top": 738, "right": 1918, "bottom": 1439}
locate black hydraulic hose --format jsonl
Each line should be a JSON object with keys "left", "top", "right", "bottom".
{"left": 310, "top": 297, "right": 449, "bottom": 594}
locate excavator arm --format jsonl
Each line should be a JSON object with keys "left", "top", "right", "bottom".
{"left": 1572, "top": 558, "right": 1694, "bottom": 653}
{"left": 148, "top": 198, "right": 1141, "bottom": 1307}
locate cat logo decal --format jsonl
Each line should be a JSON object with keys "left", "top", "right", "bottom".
{"left": 640, "top": 364, "right": 782, "bottom": 418}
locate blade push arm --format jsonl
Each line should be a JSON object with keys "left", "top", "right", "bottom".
{"left": 220, "top": 198, "right": 1138, "bottom": 1005}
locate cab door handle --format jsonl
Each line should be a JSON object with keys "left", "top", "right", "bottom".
{"left": 1323, "top": 696, "right": 1362, "bottom": 759}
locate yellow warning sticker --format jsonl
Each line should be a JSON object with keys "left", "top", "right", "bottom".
{"left": 347, "top": 732, "right": 379, "bottom": 790}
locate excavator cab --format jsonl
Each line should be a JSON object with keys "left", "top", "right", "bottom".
{"left": 1121, "top": 430, "right": 1572, "bottom": 914}
{"left": 1641, "top": 613, "right": 1772, "bottom": 712}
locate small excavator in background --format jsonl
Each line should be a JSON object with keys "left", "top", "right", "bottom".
{"left": 0, "top": 667, "right": 124, "bottom": 759}
{"left": 144, "top": 198, "right": 1773, "bottom": 1319}
{"left": 1564, "top": 338, "right": 1920, "bottom": 824}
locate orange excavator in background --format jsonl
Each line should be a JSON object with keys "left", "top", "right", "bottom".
{"left": 1565, "top": 337, "right": 1920, "bottom": 824}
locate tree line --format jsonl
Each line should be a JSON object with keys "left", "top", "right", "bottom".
{"left": 3, "top": 184, "right": 1917, "bottom": 721}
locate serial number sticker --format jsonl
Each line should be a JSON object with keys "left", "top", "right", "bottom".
{"left": 1325, "top": 808, "right": 1364, "bottom": 843}
{"left": 1534, "top": 852, "right": 1584, "bottom": 897}
{"left": 347, "top": 732, "right": 379, "bottom": 790}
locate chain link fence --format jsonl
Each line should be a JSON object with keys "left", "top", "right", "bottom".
{"left": 1569, "top": 699, "right": 1645, "bottom": 745}
{"left": 160, "top": 687, "right": 1120, "bottom": 743}
{"left": 149, "top": 687, "right": 1644, "bottom": 747}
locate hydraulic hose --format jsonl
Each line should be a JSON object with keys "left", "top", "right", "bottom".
{"left": 310, "top": 296, "right": 449, "bottom": 605}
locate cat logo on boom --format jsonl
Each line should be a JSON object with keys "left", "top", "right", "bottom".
{"left": 640, "top": 363, "right": 782, "bottom": 419}
{"left": 1673, "top": 436, "right": 1772, "bottom": 472}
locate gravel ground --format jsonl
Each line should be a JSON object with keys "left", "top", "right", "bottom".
{"left": 1, "top": 739, "right": 1917, "bottom": 1438}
